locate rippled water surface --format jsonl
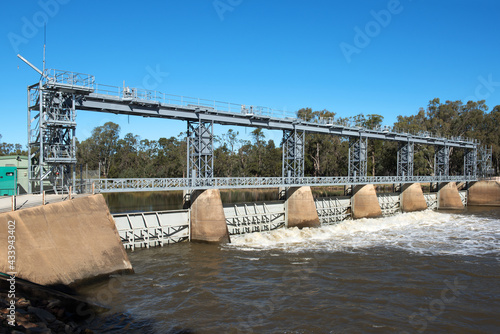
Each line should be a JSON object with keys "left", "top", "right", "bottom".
{"left": 80, "top": 207, "right": 500, "bottom": 333}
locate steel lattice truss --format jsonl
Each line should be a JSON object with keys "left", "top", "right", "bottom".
{"left": 349, "top": 136, "right": 368, "bottom": 178}
{"left": 187, "top": 119, "right": 214, "bottom": 180}
{"left": 28, "top": 85, "right": 80, "bottom": 194}
{"left": 282, "top": 129, "right": 305, "bottom": 180}
{"left": 434, "top": 145, "right": 450, "bottom": 177}
{"left": 478, "top": 146, "right": 493, "bottom": 177}
{"left": 397, "top": 141, "right": 414, "bottom": 178}
{"left": 464, "top": 148, "right": 477, "bottom": 177}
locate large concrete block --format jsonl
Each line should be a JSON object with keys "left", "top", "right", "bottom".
{"left": 190, "top": 189, "right": 230, "bottom": 243}
{"left": 467, "top": 181, "right": 500, "bottom": 206}
{"left": 0, "top": 195, "right": 133, "bottom": 287}
{"left": 286, "top": 186, "right": 320, "bottom": 228}
{"left": 401, "top": 183, "right": 428, "bottom": 212}
{"left": 351, "top": 184, "right": 382, "bottom": 219}
{"left": 438, "top": 182, "right": 464, "bottom": 209}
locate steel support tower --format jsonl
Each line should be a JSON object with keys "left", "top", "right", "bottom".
{"left": 434, "top": 145, "right": 450, "bottom": 177}
{"left": 27, "top": 70, "right": 94, "bottom": 194}
{"left": 348, "top": 136, "right": 368, "bottom": 178}
{"left": 187, "top": 115, "right": 214, "bottom": 183}
{"left": 397, "top": 141, "right": 414, "bottom": 178}
{"left": 464, "top": 147, "right": 477, "bottom": 178}
{"left": 282, "top": 129, "right": 305, "bottom": 181}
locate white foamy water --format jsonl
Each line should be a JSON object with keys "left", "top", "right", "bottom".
{"left": 228, "top": 210, "right": 500, "bottom": 256}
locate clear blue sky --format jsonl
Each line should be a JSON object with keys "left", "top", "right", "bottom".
{"left": 1, "top": 0, "right": 499, "bottom": 147}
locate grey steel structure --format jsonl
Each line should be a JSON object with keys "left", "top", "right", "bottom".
{"left": 23, "top": 67, "right": 492, "bottom": 193}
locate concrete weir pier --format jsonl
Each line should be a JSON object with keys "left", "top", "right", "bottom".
{"left": 468, "top": 180, "right": 500, "bottom": 206}
{"left": 286, "top": 186, "right": 320, "bottom": 228}
{"left": 438, "top": 182, "right": 464, "bottom": 209}
{"left": 401, "top": 183, "right": 428, "bottom": 212}
{"left": 190, "top": 189, "right": 230, "bottom": 243}
{"left": 351, "top": 184, "right": 382, "bottom": 219}
{"left": 0, "top": 194, "right": 133, "bottom": 287}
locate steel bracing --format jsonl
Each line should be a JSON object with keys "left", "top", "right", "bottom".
{"left": 187, "top": 118, "right": 214, "bottom": 180}
{"left": 464, "top": 148, "right": 477, "bottom": 177}
{"left": 282, "top": 129, "right": 305, "bottom": 181}
{"left": 478, "top": 146, "right": 493, "bottom": 177}
{"left": 434, "top": 145, "right": 450, "bottom": 177}
{"left": 27, "top": 71, "right": 94, "bottom": 194}
{"left": 349, "top": 136, "right": 368, "bottom": 178}
{"left": 23, "top": 68, "right": 495, "bottom": 193}
{"left": 397, "top": 141, "right": 414, "bottom": 178}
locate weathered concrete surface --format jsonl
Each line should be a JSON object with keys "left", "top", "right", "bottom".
{"left": 0, "top": 195, "right": 133, "bottom": 287}
{"left": 351, "top": 184, "right": 382, "bottom": 219}
{"left": 438, "top": 182, "right": 464, "bottom": 209}
{"left": 468, "top": 180, "right": 500, "bottom": 206}
{"left": 190, "top": 189, "right": 230, "bottom": 243}
{"left": 286, "top": 186, "right": 320, "bottom": 228}
{"left": 401, "top": 183, "right": 428, "bottom": 212}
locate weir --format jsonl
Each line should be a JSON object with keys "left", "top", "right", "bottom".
{"left": 9, "top": 59, "right": 499, "bottom": 287}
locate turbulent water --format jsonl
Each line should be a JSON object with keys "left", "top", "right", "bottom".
{"left": 79, "top": 207, "right": 500, "bottom": 333}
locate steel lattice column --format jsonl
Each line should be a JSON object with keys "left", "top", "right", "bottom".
{"left": 434, "top": 145, "right": 449, "bottom": 177}
{"left": 28, "top": 86, "right": 77, "bottom": 194}
{"left": 397, "top": 141, "right": 414, "bottom": 178}
{"left": 187, "top": 118, "right": 214, "bottom": 180}
{"left": 478, "top": 146, "right": 493, "bottom": 177}
{"left": 282, "top": 129, "right": 305, "bottom": 180}
{"left": 464, "top": 147, "right": 477, "bottom": 177}
{"left": 348, "top": 136, "right": 367, "bottom": 178}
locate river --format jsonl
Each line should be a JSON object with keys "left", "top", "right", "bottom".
{"left": 78, "top": 206, "right": 500, "bottom": 333}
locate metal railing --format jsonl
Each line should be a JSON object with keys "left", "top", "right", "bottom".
{"left": 44, "top": 69, "right": 95, "bottom": 90}
{"left": 91, "top": 175, "right": 478, "bottom": 193}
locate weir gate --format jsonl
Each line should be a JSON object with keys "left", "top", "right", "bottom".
{"left": 111, "top": 190, "right": 468, "bottom": 250}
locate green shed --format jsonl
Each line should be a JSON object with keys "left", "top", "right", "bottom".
{"left": 0, "top": 156, "right": 28, "bottom": 194}
{"left": 0, "top": 166, "right": 18, "bottom": 196}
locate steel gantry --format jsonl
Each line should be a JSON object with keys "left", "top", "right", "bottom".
{"left": 20, "top": 63, "right": 494, "bottom": 193}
